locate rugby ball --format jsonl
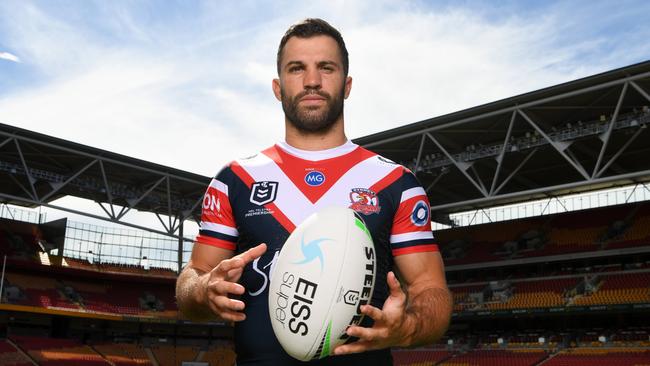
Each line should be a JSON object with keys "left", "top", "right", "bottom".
{"left": 268, "top": 206, "right": 377, "bottom": 361}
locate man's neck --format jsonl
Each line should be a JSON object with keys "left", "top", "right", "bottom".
{"left": 284, "top": 119, "right": 347, "bottom": 151}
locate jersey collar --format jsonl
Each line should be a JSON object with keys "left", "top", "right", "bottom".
{"left": 276, "top": 140, "right": 358, "bottom": 162}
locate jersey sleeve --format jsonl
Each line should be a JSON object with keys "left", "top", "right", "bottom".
{"left": 195, "top": 166, "right": 238, "bottom": 251}
{"left": 390, "top": 169, "right": 439, "bottom": 256}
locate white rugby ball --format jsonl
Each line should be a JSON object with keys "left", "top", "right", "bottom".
{"left": 268, "top": 206, "right": 377, "bottom": 361}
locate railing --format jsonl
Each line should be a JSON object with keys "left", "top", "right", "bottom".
{"left": 0, "top": 204, "right": 195, "bottom": 271}
{"left": 434, "top": 183, "right": 650, "bottom": 230}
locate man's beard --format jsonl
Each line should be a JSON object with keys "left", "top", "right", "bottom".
{"left": 281, "top": 86, "right": 345, "bottom": 134}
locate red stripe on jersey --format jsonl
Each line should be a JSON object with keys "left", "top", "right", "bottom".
{"left": 264, "top": 145, "right": 376, "bottom": 204}
{"left": 195, "top": 234, "right": 236, "bottom": 250}
{"left": 392, "top": 244, "right": 439, "bottom": 256}
{"left": 230, "top": 161, "right": 297, "bottom": 233}
{"left": 201, "top": 183, "right": 236, "bottom": 228}
{"left": 392, "top": 195, "right": 431, "bottom": 235}
{"left": 369, "top": 166, "right": 404, "bottom": 194}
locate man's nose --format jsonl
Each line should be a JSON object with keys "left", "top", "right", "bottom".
{"left": 303, "top": 67, "right": 322, "bottom": 89}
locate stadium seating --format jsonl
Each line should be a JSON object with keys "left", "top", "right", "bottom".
{"left": 3, "top": 199, "right": 650, "bottom": 366}
{"left": 392, "top": 348, "right": 452, "bottom": 365}
{"left": 438, "top": 202, "right": 650, "bottom": 266}
{"left": 60, "top": 258, "right": 177, "bottom": 278}
{"left": 10, "top": 335, "right": 110, "bottom": 366}
{"left": 196, "top": 344, "right": 236, "bottom": 366}
{"left": 93, "top": 343, "right": 152, "bottom": 366}
{"left": 3, "top": 269, "right": 178, "bottom": 317}
{"left": 0, "top": 218, "right": 48, "bottom": 261}
{"left": 438, "top": 217, "right": 545, "bottom": 265}
{"left": 450, "top": 283, "right": 486, "bottom": 312}
{"left": 75, "top": 286, "right": 148, "bottom": 315}
{"left": 438, "top": 349, "right": 549, "bottom": 366}
{"left": 543, "top": 348, "right": 650, "bottom": 366}
{"left": 389, "top": 346, "right": 650, "bottom": 366}
{"left": 150, "top": 344, "right": 200, "bottom": 366}
{"left": 62, "top": 257, "right": 98, "bottom": 271}
{"left": 0, "top": 339, "right": 33, "bottom": 366}
{"left": 611, "top": 328, "right": 650, "bottom": 347}
{"left": 605, "top": 203, "right": 650, "bottom": 249}
{"left": 4, "top": 272, "right": 80, "bottom": 310}
{"left": 571, "top": 271, "right": 650, "bottom": 306}
{"left": 486, "top": 277, "right": 579, "bottom": 310}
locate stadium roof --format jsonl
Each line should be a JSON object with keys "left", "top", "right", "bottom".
{"left": 2, "top": 61, "right": 650, "bottom": 233}
{"left": 0, "top": 123, "right": 210, "bottom": 238}
{"left": 354, "top": 60, "right": 650, "bottom": 223}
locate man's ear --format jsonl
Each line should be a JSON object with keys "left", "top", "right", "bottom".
{"left": 272, "top": 78, "right": 282, "bottom": 101}
{"left": 344, "top": 76, "right": 352, "bottom": 99}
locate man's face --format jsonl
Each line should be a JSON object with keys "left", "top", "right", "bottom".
{"left": 273, "top": 35, "right": 352, "bottom": 134}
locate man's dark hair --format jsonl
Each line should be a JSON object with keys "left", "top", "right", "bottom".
{"left": 277, "top": 18, "right": 349, "bottom": 76}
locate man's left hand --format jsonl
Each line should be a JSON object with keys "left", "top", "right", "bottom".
{"left": 333, "top": 271, "right": 414, "bottom": 355}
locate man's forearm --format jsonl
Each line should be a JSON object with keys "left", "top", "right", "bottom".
{"left": 175, "top": 267, "right": 217, "bottom": 321}
{"left": 403, "top": 286, "right": 453, "bottom": 347}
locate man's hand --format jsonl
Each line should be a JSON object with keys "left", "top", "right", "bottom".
{"left": 333, "top": 271, "right": 414, "bottom": 355}
{"left": 198, "top": 243, "right": 267, "bottom": 322}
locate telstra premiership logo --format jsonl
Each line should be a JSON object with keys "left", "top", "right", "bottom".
{"left": 293, "top": 235, "right": 330, "bottom": 273}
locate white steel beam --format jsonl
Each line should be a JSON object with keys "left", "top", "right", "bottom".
{"left": 592, "top": 83, "right": 628, "bottom": 178}
{"left": 518, "top": 109, "right": 590, "bottom": 180}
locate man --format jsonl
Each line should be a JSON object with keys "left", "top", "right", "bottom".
{"left": 176, "top": 18, "right": 452, "bottom": 365}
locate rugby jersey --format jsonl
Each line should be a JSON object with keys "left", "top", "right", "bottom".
{"left": 196, "top": 140, "right": 438, "bottom": 366}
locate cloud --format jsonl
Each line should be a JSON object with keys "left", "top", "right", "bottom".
{"left": 0, "top": 51, "right": 20, "bottom": 63}
{"left": 3, "top": 2, "right": 648, "bottom": 163}
{"left": 1, "top": 0, "right": 649, "bottom": 235}
{"left": 342, "top": 4, "right": 650, "bottom": 137}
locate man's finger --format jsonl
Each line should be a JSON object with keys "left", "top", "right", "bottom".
{"left": 214, "top": 257, "right": 245, "bottom": 277}
{"left": 215, "top": 309, "right": 246, "bottom": 322}
{"left": 360, "top": 304, "right": 384, "bottom": 322}
{"left": 226, "top": 267, "right": 244, "bottom": 282}
{"left": 333, "top": 340, "right": 376, "bottom": 355}
{"left": 235, "top": 243, "right": 268, "bottom": 265}
{"left": 212, "top": 295, "right": 246, "bottom": 312}
{"left": 211, "top": 279, "right": 245, "bottom": 297}
{"left": 345, "top": 324, "right": 379, "bottom": 341}
{"left": 387, "top": 271, "right": 404, "bottom": 298}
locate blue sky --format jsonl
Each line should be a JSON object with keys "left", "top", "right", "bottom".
{"left": 1, "top": 0, "right": 649, "bottom": 234}
{"left": 1, "top": 1, "right": 649, "bottom": 175}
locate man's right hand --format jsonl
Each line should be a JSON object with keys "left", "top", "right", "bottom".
{"left": 198, "top": 243, "right": 267, "bottom": 322}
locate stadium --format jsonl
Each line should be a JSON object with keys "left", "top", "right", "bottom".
{"left": 1, "top": 60, "right": 650, "bottom": 365}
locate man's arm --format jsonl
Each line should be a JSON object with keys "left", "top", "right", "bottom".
{"left": 175, "top": 242, "right": 267, "bottom": 322}
{"left": 395, "top": 251, "right": 452, "bottom": 346}
{"left": 334, "top": 251, "right": 452, "bottom": 354}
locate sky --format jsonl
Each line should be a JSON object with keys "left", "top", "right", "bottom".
{"left": 1, "top": 0, "right": 650, "bottom": 246}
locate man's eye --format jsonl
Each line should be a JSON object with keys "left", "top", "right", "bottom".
{"left": 289, "top": 66, "right": 303, "bottom": 72}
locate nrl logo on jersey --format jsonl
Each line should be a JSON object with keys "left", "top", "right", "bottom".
{"left": 250, "top": 181, "right": 278, "bottom": 206}
{"left": 349, "top": 188, "right": 381, "bottom": 215}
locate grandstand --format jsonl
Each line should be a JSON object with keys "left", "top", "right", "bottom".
{"left": 1, "top": 61, "right": 650, "bottom": 365}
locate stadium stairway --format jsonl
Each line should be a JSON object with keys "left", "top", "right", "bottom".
{"left": 195, "top": 350, "right": 206, "bottom": 363}
{"left": 536, "top": 351, "right": 561, "bottom": 366}
{"left": 3, "top": 338, "right": 38, "bottom": 366}
{"left": 144, "top": 347, "right": 159, "bottom": 366}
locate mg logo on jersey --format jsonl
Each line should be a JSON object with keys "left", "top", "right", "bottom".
{"left": 304, "top": 171, "right": 325, "bottom": 186}
{"left": 250, "top": 181, "right": 278, "bottom": 206}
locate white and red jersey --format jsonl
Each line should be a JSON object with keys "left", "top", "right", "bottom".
{"left": 196, "top": 140, "right": 438, "bottom": 365}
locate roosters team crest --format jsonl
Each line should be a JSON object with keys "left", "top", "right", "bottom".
{"left": 349, "top": 188, "right": 381, "bottom": 215}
